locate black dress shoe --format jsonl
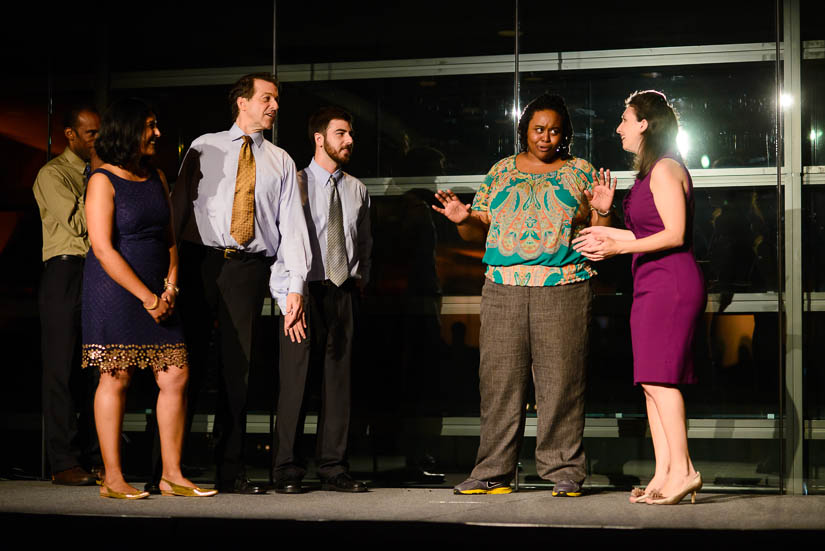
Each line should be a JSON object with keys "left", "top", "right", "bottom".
{"left": 273, "top": 477, "right": 303, "bottom": 494}
{"left": 144, "top": 482, "right": 161, "bottom": 495}
{"left": 52, "top": 466, "right": 96, "bottom": 486}
{"left": 217, "top": 478, "right": 267, "bottom": 494}
{"left": 321, "top": 473, "right": 368, "bottom": 493}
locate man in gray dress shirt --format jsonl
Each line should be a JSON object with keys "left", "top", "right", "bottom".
{"left": 172, "top": 73, "right": 311, "bottom": 494}
{"left": 270, "top": 106, "right": 371, "bottom": 493}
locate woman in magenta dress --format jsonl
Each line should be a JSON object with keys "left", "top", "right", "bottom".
{"left": 84, "top": 98, "right": 216, "bottom": 499}
{"left": 573, "top": 91, "right": 705, "bottom": 505}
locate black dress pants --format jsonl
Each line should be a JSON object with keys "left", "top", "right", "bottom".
{"left": 39, "top": 256, "right": 98, "bottom": 473}
{"left": 177, "top": 243, "right": 271, "bottom": 485}
{"left": 273, "top": 280, "right": 355, "bottom": 480}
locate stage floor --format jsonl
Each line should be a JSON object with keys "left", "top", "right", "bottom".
{"left": 2, "top": 480, "right": 824, "bottom": 537}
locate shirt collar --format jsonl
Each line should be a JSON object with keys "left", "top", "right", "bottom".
{"left": 308, "top": 158, "right": 342, "bottom": 186}
{"left": 229, "top": 123, "right": 265, "bottom": 148}
{"left": 62, "top": 147, "right": 87, "bottom": 174}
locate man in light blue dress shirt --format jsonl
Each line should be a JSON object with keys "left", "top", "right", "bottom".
{"left": 172, "top": 73, "right": 311, "bottom": 494}
{"left": 270, "top": 106, "right": 371, "bottom": 493}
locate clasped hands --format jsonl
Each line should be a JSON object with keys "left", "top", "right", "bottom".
{"left": 144, "top": 289, "right": 176, "bottom": 324}
{"left": 572, "top": 225, "right": 624, "bottom": 261}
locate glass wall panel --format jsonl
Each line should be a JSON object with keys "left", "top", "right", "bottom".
{"left": 108, "top": 85, "right": 235, "bottom": 176}
{"left": 802, "top": 59, "right": 825, "bottom": 166}
{"left": 107, "top": 8, "right": 275, "bottom": 70}
{"left": 278, "top": 74, "right": 516, "bottom": 178}
{"left": 802, "top": 0, "right": 825, "bottom": 495}
{"left": 520, "top": 1, "right": 777, "bottom": 52}
{"left": 276, "top": 3, "right": 516, "bottom": 63}
{"left": 520, "top": 63, "right": 778, "bottom": 172}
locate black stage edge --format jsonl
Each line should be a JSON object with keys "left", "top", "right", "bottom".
{"left": 2, "top": 513, "right": 822, "bottom": 544}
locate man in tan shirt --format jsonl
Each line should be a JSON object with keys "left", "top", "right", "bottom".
{"left": 33, "top": 105, "right": 100, "bottom": 485}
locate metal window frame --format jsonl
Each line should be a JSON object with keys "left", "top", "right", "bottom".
{"left": 109, "top": 42, "right": 807, "bottom": 89}
{"left": 360, "top": 168, "right": 825, "bottom": 197}
{"left": 783, "top": 0, "right": 804, "bottom": 495}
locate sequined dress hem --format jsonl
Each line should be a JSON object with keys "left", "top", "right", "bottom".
{"left": 82, "top": 343, "right": 188, "bottom": 373}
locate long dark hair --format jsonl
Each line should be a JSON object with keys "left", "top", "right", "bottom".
{"left": 95, "top": 98, "right": 155, "bottom": 170}
{"left": 626, "top": 90, "right": 679, "bottom": 178}
{"left": 517, "top": 93, "right": 573, "bottom": 159}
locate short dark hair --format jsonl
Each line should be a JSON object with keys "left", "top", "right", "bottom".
{"left": 307, "top": 106, "right": 353, "bottom": 143}
{"left": 94, "top": 98, "right": 155, "bottom": 169}
{"left": 517, "top": 94, "right": 573, "bottom": 158}
{"left": 62, "top": 104, "right": 97, "bottom": 130}
{"left": 625, "top": 90, "right": 679, "bottom": 178}
{"left": 229, "top": 73, "right": 279, "bottom": 120}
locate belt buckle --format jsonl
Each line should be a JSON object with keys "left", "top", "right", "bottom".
{"left": 223, "top": 248, "right": 236, "bottom": 260}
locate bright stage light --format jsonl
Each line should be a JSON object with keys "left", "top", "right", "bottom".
{"left": 677, "top": 129, "right": 690, "bottom": 158}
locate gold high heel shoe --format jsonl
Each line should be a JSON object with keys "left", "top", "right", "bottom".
{"left": 647, "top": 472, "right": 702, "bottom": 505}
{"left": 100, "top": 483, "right": 150, "bottom": 500}
{"left": 160, "top": 478, "right": 218, "bottom": 497}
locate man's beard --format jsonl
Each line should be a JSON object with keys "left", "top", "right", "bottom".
{"left": 324, "top": 141, "right": 352, "bottom": 165}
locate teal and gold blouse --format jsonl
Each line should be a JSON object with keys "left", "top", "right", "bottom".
{"left": 471, "top": 155, "right": 598, "bottom": 287}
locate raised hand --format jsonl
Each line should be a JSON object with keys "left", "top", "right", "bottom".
{"left": 585, "top": 168, "right": 617, "bottom": 215}
{"left": 432, "top": 189, "right": 471, "bottom": 225}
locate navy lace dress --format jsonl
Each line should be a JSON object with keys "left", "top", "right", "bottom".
{"left": 81, "top": 168, "right": 187, "bottom": 372}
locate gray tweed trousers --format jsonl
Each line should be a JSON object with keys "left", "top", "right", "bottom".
{"left": 469, "top": 278, "right": 591, "bottom": 484}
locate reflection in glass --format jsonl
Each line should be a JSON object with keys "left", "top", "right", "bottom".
{"left": 521, "top": 64, "right": 777, "bottom": 171}
{"left": 279, "top": 75, "right": 516, "bottom": 178}
{"left": 802, "top": 59, "right": 825, "bottom": 166}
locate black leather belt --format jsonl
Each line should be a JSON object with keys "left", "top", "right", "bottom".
{"left": 309, "top": 278, "right": 355, "bottom": 290}
{"left": 210, "top": 247, "right": 268, "bottom": 261}
{"left": 45, "top": 254, "right": 84, "bottom": 265}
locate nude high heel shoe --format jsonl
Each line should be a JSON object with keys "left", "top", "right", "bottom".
{"left": 647, "top": 472, "right": 702, "bottom": 505}
{"left": 629, "top": 487, "right": 656, "bottom": 504}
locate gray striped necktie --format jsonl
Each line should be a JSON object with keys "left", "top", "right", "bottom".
{"left": 326, "top": 175, "right": 348, "bottom": 286}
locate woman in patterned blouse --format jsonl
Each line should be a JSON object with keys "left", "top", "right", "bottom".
{"left": 434, "top": 94, "right": 615, "bottom": 496}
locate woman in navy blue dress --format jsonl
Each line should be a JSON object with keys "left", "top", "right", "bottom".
{"left": 83, "top": 98, "right": 215, "bottom": 499}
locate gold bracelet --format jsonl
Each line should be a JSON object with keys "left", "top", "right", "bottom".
{"left": 143, "top": 294, "right": 159, "bottom": 311}
{"left": 163, "top": 278, "right": 180, "bottom": 294}
{"left": 590, "top": 206, "right": 611, "bottom": 217}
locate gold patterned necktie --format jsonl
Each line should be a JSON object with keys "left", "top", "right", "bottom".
{"left": 326, "top": 175, "right": 348, "bottom": 286}
{"left": 230, "top": 135, "right": 256, "bottom": 246}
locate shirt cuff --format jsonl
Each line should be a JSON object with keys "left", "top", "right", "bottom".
{"left": 288, "top": 276, "right": 305, "bottom": 296}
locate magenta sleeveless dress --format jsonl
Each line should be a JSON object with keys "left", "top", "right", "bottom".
{"left": 623, "top": 156, "right": 705, "bottom": 385}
